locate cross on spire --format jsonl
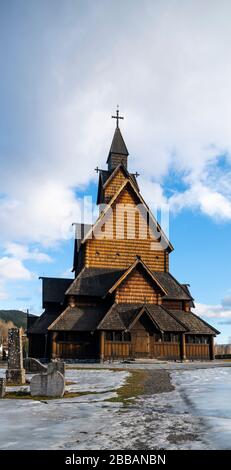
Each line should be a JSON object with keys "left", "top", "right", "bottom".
{"left": 111, "top": 105, "right": 124, "bottom": 128}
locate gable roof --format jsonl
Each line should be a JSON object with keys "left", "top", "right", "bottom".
{"left": 96, "top": 166, "right": 139, "bottom": 205}
{"left": 169, "top": 309, "right": 220, "bottom": 335}
{"left": 107, "top": 258, "right": 168, "bottom": 297}
{"left": 82, "top": 178, "right": 173, "bottom": 252}
{"left": 48, "top": 305, "right": 108, "bottom": 332}
{"left": 65, "top": 265, "right": 193, "bottom": 301}
{"left": 66, "top": 267, "right": 126, "bottom": 297}
{"left": 146, "top": 305, "right": 188, "bottom": 332}
{"left": 40, "top": 277, "right": 73, "bottom": 307}
{"left": 97, "top": 303, "right": 187, "bottom": 332}
{"left": 97, "top": 303, "right": 144, "bottom": 330}
{"left": 103, "top": 163, "right": 138, "bottom": 190}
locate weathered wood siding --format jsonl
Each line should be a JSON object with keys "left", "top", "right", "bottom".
{"left": 130, "top": 315, "right": 155, "bottom": 357}
{"left": 104, "top": 168, "right": 127, "bottom": 201}
{"left": 104, "top": 342, "right": 131, "bottom": 359}
{"left": 115, "top": 266, "right": 162, "bottom": 304}
{"left": 52, "top": 332, "right": 99, "bottom": 359}
{"left": 162, "top": 300, "right": 183, "bottom": 310}
{"left": 150, "top": 341, "right": 180, "bottom": 359}
{"left": 186, "top": 343, "right": 210, "bottom": 359}
{"left": 85, "top": 184, "right": 168, "bottom": 270}
{"left": 108, "top": 154, "right": 127, "bottom": 171}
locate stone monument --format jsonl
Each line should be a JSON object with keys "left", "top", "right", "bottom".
{"left": 47, "top": 361, "right": 65, "bottom": 377}
{"left": 6, "top": 328, "right": 26, "bottom": 385}
{"left": 30, "top": 369, "right": 65, "bottom": 397}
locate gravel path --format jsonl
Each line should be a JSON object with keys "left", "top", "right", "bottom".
{"left": 142, "top": 369, "right": 174, "bottom": 395}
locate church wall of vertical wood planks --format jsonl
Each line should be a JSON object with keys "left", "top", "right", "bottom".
{"left": 27, "top": 110, "right": 219, "bottom": 361}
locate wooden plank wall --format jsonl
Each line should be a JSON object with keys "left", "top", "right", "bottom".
{"left": 85, "top": 185, "right": 168, "bottom": 271}
{"left": 115, "top": 266, "right": 162, "bottom": 303}
{"left": 150, "top": 341, "right": 180, "bottom": 359}
{"left": 162, "top": 300, "right": 183, "bottom": 310}
{"left": 104, "top": 342, "right": 131, "bottom": 359}
{"left": 104, "top": 168, "right": 127, "bottom": 201}
{"left": 186, "top": 344, "right": 210, "bottom": 359}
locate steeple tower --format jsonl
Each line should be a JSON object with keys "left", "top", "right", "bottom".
{"left": 107, "top": 106, "right": 129, "bottom": 171}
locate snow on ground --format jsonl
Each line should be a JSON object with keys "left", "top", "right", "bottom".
{"left": 0, "top": 367, "right": 206, "bottom": 450}
{"left": 65, "top": 368, "right": 128, "bottom": 393}
{"left": 0, "top": 366, "right": 231, "bottom": 450}
{"left": 172, "top": 367, "right": 231, "bottom": 450}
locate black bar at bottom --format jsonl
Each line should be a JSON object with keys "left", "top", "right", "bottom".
{"left": 0, "top": 450, "right": 230, "bottom": 468}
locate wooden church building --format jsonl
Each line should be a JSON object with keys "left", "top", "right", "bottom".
{"left": 27, "top": 111, "right": 219, "bottom": 361}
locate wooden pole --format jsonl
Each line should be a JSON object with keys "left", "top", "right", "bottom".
{"left": 51, "top": 332, "right": 57, "bottom": 359}
{"left": 100, "top": 331, "right": 105, "bottom": 362}
{"left": 180, "top": 334, "right": 186, "bottom": 361}
{"left": 209, "top": 336, "right": 215, "bottom": 360}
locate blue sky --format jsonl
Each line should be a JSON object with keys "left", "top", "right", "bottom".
{"left": 1, "top": 0, "right": 231, "bottom": 342}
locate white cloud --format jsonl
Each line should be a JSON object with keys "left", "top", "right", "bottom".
{"left": 0, "top": 281, "right": 8, "bottom": 300}
{"left": 169, "top": 181, "right": 231, "bottom": 221}
{"left": 0, "top": 257, "right": 33, "bottom": 281}
{"left": 4, "top": 243, "right": 53, "bottom": 263}
{"left": 194, "top": 302, "right": 231, "bottom": 320}
{"left": 0, "top": 182, "right": 83, "bottom": 245}
{"left": 1, "top": 0, "right": 231, "bottom": 245}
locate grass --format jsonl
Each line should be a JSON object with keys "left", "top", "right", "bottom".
{"left": 4, "top": 390, "right": 111, "bottom": 400}
{"left": 3, "top": 367, "right": 148, "bottom": 404}
{"left": 106, "top": 369, "right": 149, "bottom": 405}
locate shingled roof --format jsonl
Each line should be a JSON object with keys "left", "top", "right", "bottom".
{"left": 66, "top": 267, "right": 126, "bottom": 297}
{"left": 48, "top": 305, "right": 107, "bottom": 332}
{"left": 97, "top": 303, "right": 187, "bottom": 332}
{"left": 66, "top": 265, "right": 193, "bottom": 302}
{"left": 27, "top": 310, "right": 59, "bottom": 335}
{"left": 153, "top": 272, "right": 193, "bottom": 300}
{"left": 169, "top": 310, "right": 220, "bottom": 335}
{"left": 107, "top": 127, "right": 129, "bottom": 160}
{"left": 40, "top": 277, "right": 73, "bottom": 307}
{"left": 97, "top": 303, "right": 142, "bottom": 330}
{"left": 146, "top": 305, "right": 187, "bottom": 332}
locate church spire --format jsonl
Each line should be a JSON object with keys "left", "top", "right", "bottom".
{"left": 107, "top": 106, "right": 129, "bottom": 171}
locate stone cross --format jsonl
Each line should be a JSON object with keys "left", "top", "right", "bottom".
{"left": 6, "top": 328, "right": 25, "bottom": 385}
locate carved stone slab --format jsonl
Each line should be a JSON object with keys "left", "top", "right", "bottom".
{"left": 30, "top": 371, "right": 65, "bottom": 397}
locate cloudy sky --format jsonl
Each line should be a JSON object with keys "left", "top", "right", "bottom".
{"left": 1, "top": 0, "right": 231, "bottom": 342}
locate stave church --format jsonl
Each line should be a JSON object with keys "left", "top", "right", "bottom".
{"left": 27, "top": 110, "right": 219, "bottom": 361}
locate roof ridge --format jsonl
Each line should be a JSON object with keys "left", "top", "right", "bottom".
{"left": 65, "top": 267, "right": 87, "bottom": 295}
{"left": 107, "top": 258, "right": 168, "bottom": 297}
{"left": 48, "top": 306, "right": 70, "bottom": 331}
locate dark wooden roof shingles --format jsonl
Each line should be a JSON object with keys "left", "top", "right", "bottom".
{"left": 146, "top": 305, "right": 187, "bottom": 332}
{"left": 48, "top": 305, "right": 108, "bottom": 332}
{"left": 169, "top": 309, "right": 219, "bottom": 335}
{"left": 153, "top": 272, "right": 193, "bottom": 300}
{"left": 66, "top": 267, "right": 126, "bottom": 297}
